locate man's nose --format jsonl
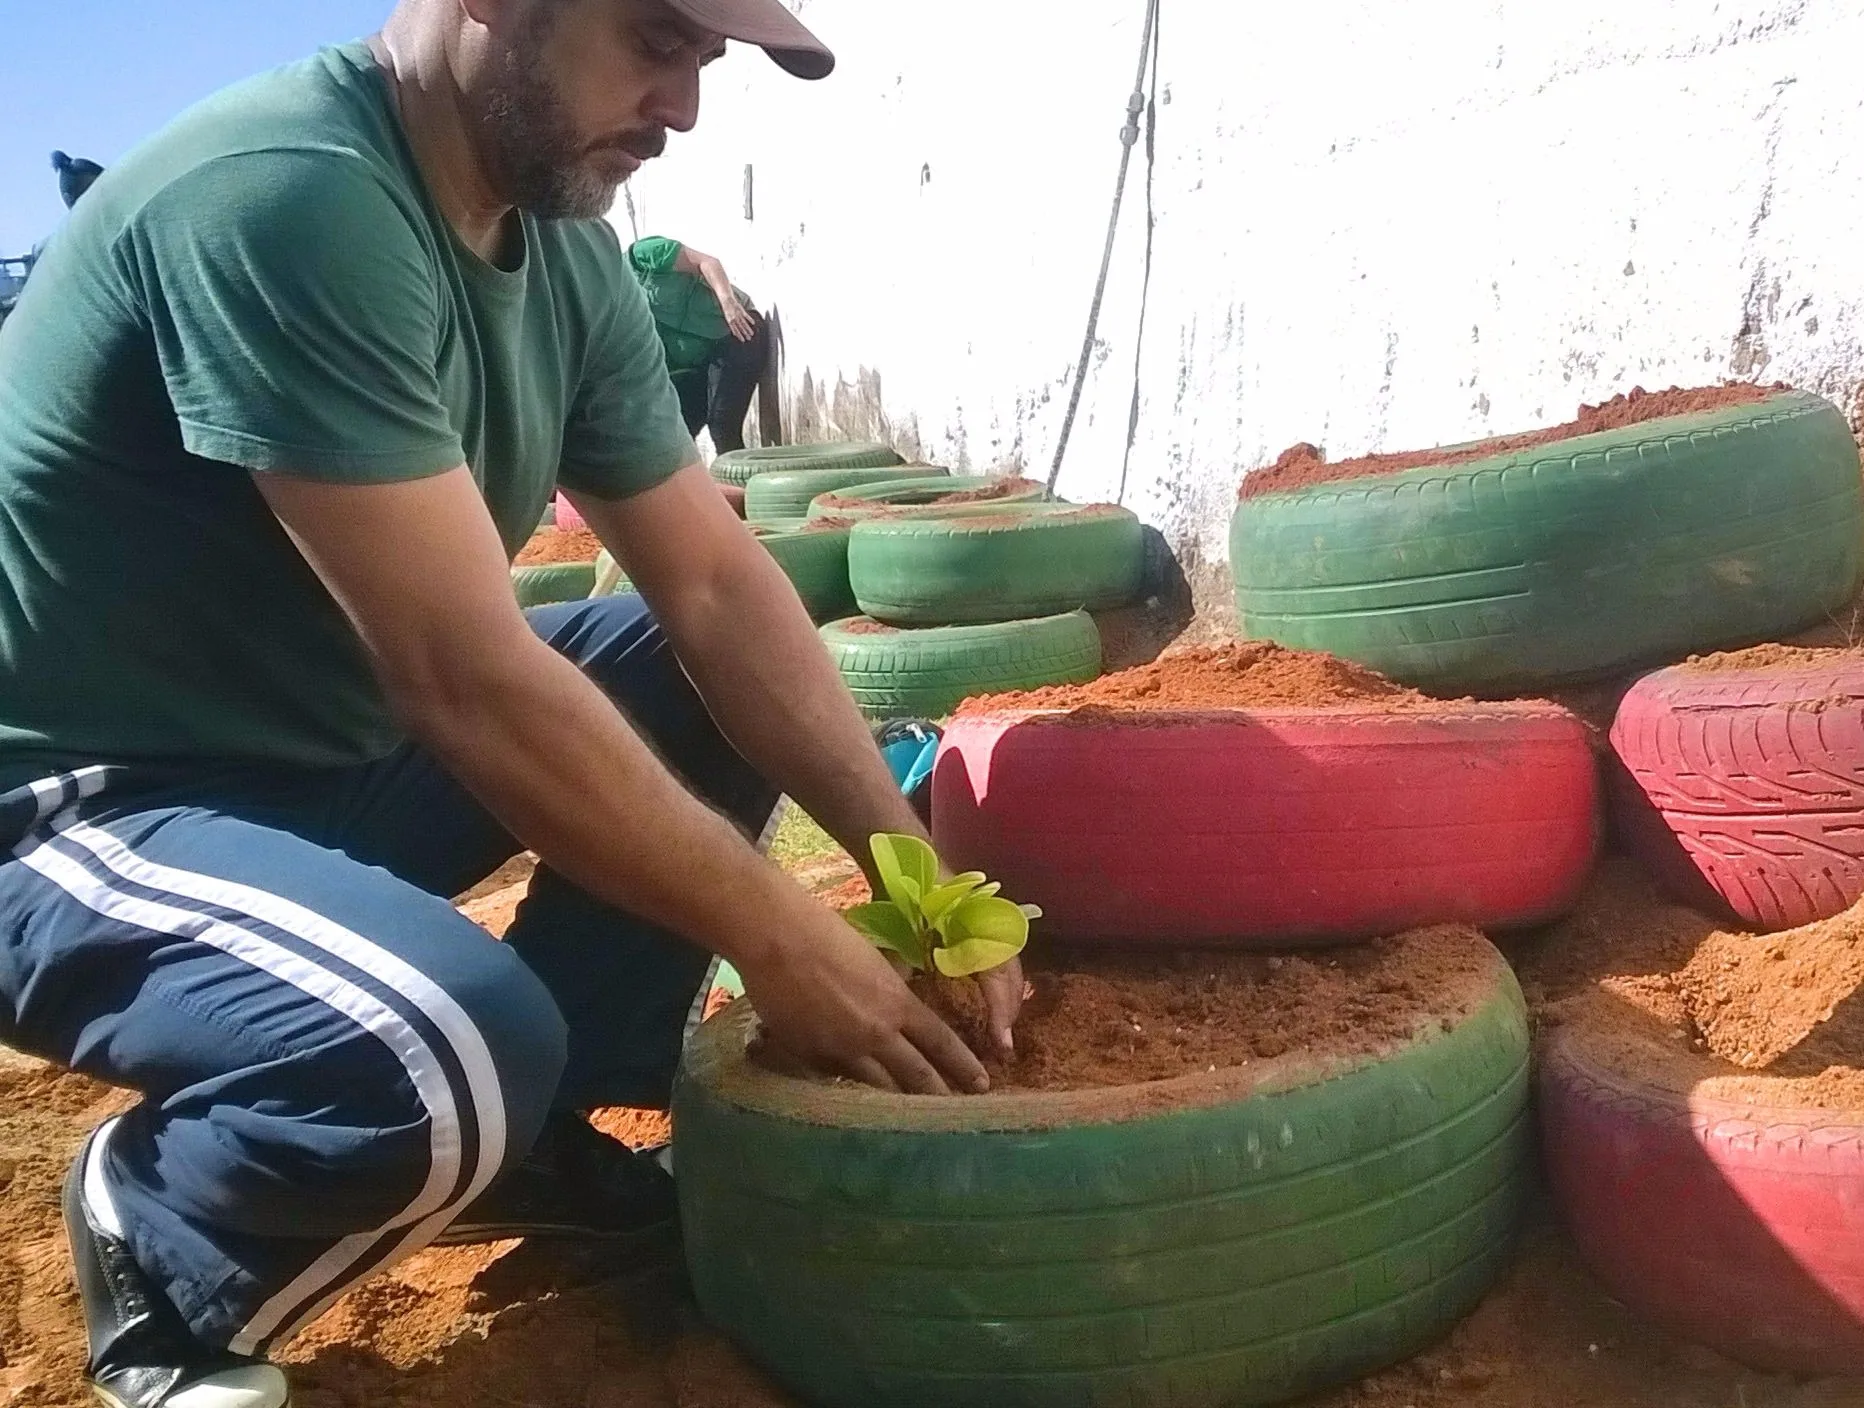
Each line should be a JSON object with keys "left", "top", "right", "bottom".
{"left": 643, "top": 60, "right": 701, "bottom": 134}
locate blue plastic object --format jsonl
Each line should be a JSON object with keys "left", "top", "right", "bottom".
{"left": 880, "top": 734, "right": 938, "bottom": 795}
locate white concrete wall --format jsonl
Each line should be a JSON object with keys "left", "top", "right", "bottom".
{"left": 621, "top": 0, "right": 1864, "bottom": 586}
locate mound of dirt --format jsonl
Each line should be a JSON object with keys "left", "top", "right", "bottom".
{"left": 514, "top": 526, "right": 602, "bottom": 566}
{"left": 958, "top": 640, "right": 1434, "bottom": 713}
{"left": 1519, "top": 859, "right": 1864, "bottom": 1110}
{"left": 922, "top": 925, "right": 1494, "bottom": 1091}
{"left": 1241, "top": 383, "right": 1788, "bottom": 500}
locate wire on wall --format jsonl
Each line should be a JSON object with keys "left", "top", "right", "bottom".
{"left": 1117, "top": 2, "right": 1162, "bottom": 506}
{"left": 1047, "top": 0, "right": 1164, "bottom": 495}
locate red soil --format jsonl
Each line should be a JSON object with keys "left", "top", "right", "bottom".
{"left": 1519, "top": 859, "right": 1864, "bottom": 1110}
{"left": 921, "top": 925, "right": 1492, "bottom": 1091}
{"left": 957, "top": 641, "right": 1433, "bottom": 714}
{"left": 1680, "top": 643, "right": 1863, "bottom": 673}
{"left": 1241, "top": 383, "right": 1788, "bottom": 500}
{"left": 513, "top": 527, "right": 603, "bottom": 566}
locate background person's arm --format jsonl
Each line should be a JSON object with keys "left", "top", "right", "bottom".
{"left": 672, "top": 242, "right": 756, "bottom": 341}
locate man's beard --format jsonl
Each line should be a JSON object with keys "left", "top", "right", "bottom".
{"left": 477, "top": 37, "right": 662, "bottom": 219}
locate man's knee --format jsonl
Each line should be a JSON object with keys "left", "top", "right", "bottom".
{"left": 436, "top": 933, "right": 569, "bottom": 1166}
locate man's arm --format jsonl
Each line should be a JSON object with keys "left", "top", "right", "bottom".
{"left": 252, "top": 466, "right": 991, "bottom": 1094}
{"left": 569, "top": 467, "right": 1025, "bottom": 1056}
{"left": 671, "top": 243, "right": 756, "bottom": 342}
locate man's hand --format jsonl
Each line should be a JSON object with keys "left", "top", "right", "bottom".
{"left": 741, "top": 906, "right": 990, "bottom": 1094}
{"left": 976, "top": 956, "right": 1026, "bottom": 1060}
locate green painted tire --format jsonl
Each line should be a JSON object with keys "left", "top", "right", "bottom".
{"left": 820, "top": 611, "right": 1101, "bottom": 719}
{"left": 747, "top": 464, "right": 949, "bottom": 524}
{"left": 806, "top": 474, "right": 1051, "bottom": 522}
{"left": 511, "top": 561, "right": 597, "bottom": 607}
{"left": 753, "top": 523, "right": 855, "bottom": 622}
{"left": 1231, "top": 390, "right": 1864, "bottom": 692}
{"left": 591, "top": 550, "right": 636, "bottom": 597}
{"left": 713, "top": 441, "right": 903, "bottom": 489}
{"left": 675, "top": 932, "right": 1533, "bottom": 1408}
{"left": 850, "top": 503, "right": 1147, "bottom": 625}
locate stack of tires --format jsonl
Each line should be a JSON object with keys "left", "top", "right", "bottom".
{"left": 678, "top": 684, "right": 1595, "bottom": 1405}
{"left": 1226, "top": 386, "right": 1864, "bottom": 1379}
{"left": 811, "top": 476, "right": 1151, "bottom": 720}
{"left": 677, "top": 390, "right": 1864, "bottom": 1406}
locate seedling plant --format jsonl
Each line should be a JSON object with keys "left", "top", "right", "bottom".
{"left": 842, "top": 833, "right": 1039, "bottom": 978}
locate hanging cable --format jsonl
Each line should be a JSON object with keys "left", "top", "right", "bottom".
{"left": 1116, "top": 4, "right": 1163, "bottom": 505}
{"left": 1047, "top": 0, "right": 1164, "bottom": 494}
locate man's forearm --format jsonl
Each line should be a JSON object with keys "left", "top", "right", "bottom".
{"left": 390, "top": 635, "right": 818, "bottom": 969}
{"left": 694, "top": 255, "right": 737, "bottom": 312}
{"left": 654, "top": 548, "right": 927, "bottom": 862}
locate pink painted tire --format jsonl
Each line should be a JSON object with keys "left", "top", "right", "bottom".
{"left": 1610, "top": 658, "right": 1864, "bottom": 931}
{"left": 930, "top": 703, "right": 1598, "bottom": 944}
{"left": 553, "top": 492, "right": 588, "bottom": 531}
{"left": 1541, "top": 1028, "right": 1864, "bottom": 1373}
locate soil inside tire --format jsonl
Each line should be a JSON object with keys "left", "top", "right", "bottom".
{"left": 514, "top": 526, "right": 602, "bottom": 565}
{"left": 1519, "top": 858, "right": 1864, "bottom": 1109}
{"left": 955, "top": 640, "right": 1454, "bottom": 714}
{"left": 1679, "top": 643, "right": 1864, "bottom": 673}
{"left": 881, "top": 925, "right": 1493, "bottom": 1093}
{"left": 1241, "top": 383, "right": 1789, "bottom": 500}
{"left": 815, "top": 477, "right": 1044, "bottom": 513}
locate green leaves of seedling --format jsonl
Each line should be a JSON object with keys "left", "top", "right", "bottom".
{"left": 872, "top": 832, "right": 939, "bottom": 913}
{"left": 844, "top": 894, "right": 928, "bottom": 971}
{"left": 841, "top": 833, "right": 1039, "bottom": 979}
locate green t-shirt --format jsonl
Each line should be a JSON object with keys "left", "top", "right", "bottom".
{"left": 626, "top": 235, "right": 749, "bottom": 376}
{"left": 0, "top": 41, "right": 695, "bottom": 788}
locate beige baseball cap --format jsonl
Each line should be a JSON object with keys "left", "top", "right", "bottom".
{"left": 664, "top": 0, "right": 834, "bottom": 79}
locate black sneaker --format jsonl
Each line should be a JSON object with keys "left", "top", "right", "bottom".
{"left": 430, "top": 1111, "right": 678, "bottom": 1248}
{"left": 64, "top": 1119, "right": 290, "bottom": 1408}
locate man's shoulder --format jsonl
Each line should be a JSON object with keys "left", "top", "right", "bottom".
{"left": 546, "top": 215, "right": 629, "bottom": 272}
{"left": 97, "top": 43, "right": 416, "bottom": 240}
{"left": 537, "top": 217, "right": 650, "bottom": 316}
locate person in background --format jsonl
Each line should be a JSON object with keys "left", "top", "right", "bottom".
{"left": 0, "top": 153, "right": 106, "bottom": 328}
{"left": 627, "top": 235, "right": 768, "bottom": 454}
{"left": 53, "top": 151, "right": 106, "bottom": 209}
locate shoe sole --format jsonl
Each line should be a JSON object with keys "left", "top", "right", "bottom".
{"left": 90, "top": 1390, "right": 293, "bottom": 1408}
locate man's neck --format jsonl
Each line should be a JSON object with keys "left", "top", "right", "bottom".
{"left": 368, "top": 25, "right": 519, "bottom": 265}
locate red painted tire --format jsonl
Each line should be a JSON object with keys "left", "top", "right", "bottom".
{"left": 1610, "top": 659, "right": 1864, "bottom": 931}
{"left": 931, "top": 703, "right": 1598, "bottom": 943}
{"left": 1540, "top": 1029, "right": 1864, "bottom": 1374}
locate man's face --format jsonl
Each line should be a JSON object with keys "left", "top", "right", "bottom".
{"left": 474, "top": 0, "right": 724, "bottom": 219}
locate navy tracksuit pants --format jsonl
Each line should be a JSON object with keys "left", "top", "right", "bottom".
{"left": 0, "top": 595, "right": 777, "bottom": 1356}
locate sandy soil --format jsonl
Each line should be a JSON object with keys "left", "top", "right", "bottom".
{"left": 2, "top": 843, "right": 1859, "bottom": 1407}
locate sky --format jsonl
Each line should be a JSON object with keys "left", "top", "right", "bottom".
{"left": 0, "top": 1, "right": 389, "bottom": 256}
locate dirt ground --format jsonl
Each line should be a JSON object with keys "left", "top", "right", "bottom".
{"left": 3, "top": 826, "right": 1861, "bottom": 1407}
